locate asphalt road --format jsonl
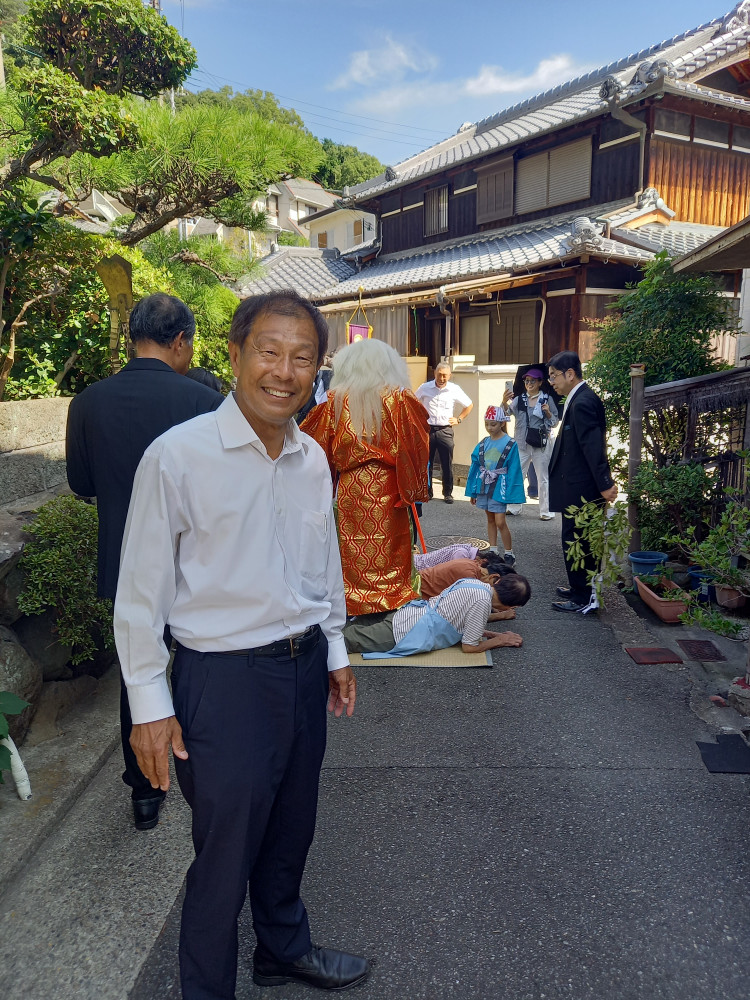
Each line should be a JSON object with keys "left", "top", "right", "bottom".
{"left": 131, "top": 496, "right": 750, "bottom": 1000}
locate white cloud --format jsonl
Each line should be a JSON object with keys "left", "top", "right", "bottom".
{"left": 330, "top": 35, "right": 439, "bottom": 91}
{"left": 464, "top": 54, "right": 591, "bottom": 97}
{"left": 344, "top": 52, "right": 595, "bottom": 119}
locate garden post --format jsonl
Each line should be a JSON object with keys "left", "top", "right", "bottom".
{"left": 628, "top": 363, "right": 646, "bottom": 551}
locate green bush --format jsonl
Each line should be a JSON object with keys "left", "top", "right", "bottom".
{"left": 18, "top": 496, "right": 114, "bottom": 664}
{"left": 628, "top": 461, "right": 718, "bottom": 551}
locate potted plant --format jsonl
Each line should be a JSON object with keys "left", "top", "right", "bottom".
{"left": 633, "top": 573, "right": 690, "bottom": 623}
{"left": 664, "top": 456, "right": 750, "bottom": 613}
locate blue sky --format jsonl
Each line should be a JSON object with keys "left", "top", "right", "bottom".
{"left": 164, "top": 0, "right": 732, "bottom": 166}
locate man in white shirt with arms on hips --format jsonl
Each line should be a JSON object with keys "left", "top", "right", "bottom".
{"left": 416, "top": 362, "right": 473, "bottom": 503}
{"left": 114, "top": 290, "right": 369, "bottom": 999}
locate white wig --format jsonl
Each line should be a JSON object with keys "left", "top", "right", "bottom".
{"left": 330, "top": 338, "right": 410, "bottom": 441}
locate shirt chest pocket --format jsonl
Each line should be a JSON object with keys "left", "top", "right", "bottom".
{"left": 299, "top": 509, "right": 329, "bottom": 594}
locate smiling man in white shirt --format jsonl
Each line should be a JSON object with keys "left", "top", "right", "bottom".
{"left": 415, "top": 362, "right": 473, "bottom": 503}
{"left": 114, "top": 290, "right": 369, "bottom": 999}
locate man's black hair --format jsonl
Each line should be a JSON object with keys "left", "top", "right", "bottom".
{"left": 493, "top": 573, "right": 531, "bottom": 608}
{"left": 129, "top": 293, "right": 195, "bottom": 347}
{"left": 229, "top": 290, "right": 329, "bottom": 364}
{"left": 548, "top": 350, "right": 582, "bottom": 379}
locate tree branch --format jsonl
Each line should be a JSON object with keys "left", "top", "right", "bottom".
{"left": 168, "top": 249, "right": 231, "bottom": 282}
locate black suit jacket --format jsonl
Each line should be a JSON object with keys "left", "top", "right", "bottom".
{"left": 548, "top": 382, "right": 614, "bottom": 514}
{"left": 66, "top": 358, "right": 223, "bottom": 599}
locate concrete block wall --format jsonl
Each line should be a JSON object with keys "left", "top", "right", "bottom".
{"left": 0, "top": 399, "right": 72, "bottom": 506}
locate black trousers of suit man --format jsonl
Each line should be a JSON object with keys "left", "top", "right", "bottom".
{"left": 429, "top": 425, "right": 455, "bottom": 498}
{"left": 172, "top": 633, "right": 329, "bottom": 1000}
{"left": 548, "top": 382, "right": 614, "bottom": 606}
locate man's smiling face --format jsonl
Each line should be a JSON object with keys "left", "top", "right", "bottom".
{"left": 229, "top": 310, "right": 318, "bottom": 441}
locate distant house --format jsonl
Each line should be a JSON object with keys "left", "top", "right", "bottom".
{"left": 303, "top": 204, "right": 378, "bottom": 252}
{"left": 240, "top": 2, "right": 750, "bottom": 371}
{"left": 252, "top": 179, "right": 338, "bottom": 255}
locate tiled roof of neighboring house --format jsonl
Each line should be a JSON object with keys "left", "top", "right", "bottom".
{"left": 341, "top": 236, "right": 380, "bottom": 259}
{"left": 318, "top": 207, "right": 655, "bottom": 300}
{"left": 612, "top": 221, "right": 726, "bottom": 255}
{"left": 282, "top": 178, "right": 337, "bottom": 209}
{"left": 235, "top": 203, "right": 729, "bottom": 304}
{"left": 346, "top": 6, "right": 750, "bottom": 202}
{"left": 68, "top": 218, "right": 110, "bottom": 235}
{"left": 237, "top": 247, "right": 357, "bottom": 299}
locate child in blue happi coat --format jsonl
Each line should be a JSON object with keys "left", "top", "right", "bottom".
{"left": 465, "top": 405, "right": 526, "bottom": 565}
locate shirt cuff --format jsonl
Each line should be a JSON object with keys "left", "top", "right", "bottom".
{"left": 326, "top": 634, "right": 350, "bottom": 672}
{"left": 126, "top": 675, "right": 175, "bottom": 725}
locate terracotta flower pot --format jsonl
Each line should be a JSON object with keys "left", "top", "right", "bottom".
{"left": 714, "top": 584, "right": 746, "bottom": 610}
{"left": 634, "top": 576, "right": 689, "bottom": 623}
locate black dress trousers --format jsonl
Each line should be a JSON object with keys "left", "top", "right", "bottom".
{"left": 172, "top": 634, "right": 329, "bottom": 1000}
{"left": 429, "top": 425, "right": 455, "bottom": 498}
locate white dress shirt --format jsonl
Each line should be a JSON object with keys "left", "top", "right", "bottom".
{"left": 415, "top": 380, "right": 472, "bottom": 426}
{"left": 114, "top": 393, "right": 349, "bottom": 725}
{"left": 560, "top": 378, "right": 586, "bottom": 417}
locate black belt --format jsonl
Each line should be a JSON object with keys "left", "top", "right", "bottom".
{"left": 429, "top": 425, "right": 450, "bottom": 430}
{"left": 224, "top": 625, "right": 321, "bottom": 660}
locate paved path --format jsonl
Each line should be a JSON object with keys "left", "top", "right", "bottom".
{"left": 132, "top": 497, "right": 750, "bottom": 1000}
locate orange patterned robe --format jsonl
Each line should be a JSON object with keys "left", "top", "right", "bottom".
{"left": 302, "top": 389, "right": 429, "bottom": 616}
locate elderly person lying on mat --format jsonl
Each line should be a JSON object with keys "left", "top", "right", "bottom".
{"left": 418, "top": 558, "right": 530, "bottom": 624}
{"left": 342, "top": 576, "right": 529, "bottom": 658}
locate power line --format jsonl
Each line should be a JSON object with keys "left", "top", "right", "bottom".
{"left": 189, "top": 65, "right": 446, "bottom": 137}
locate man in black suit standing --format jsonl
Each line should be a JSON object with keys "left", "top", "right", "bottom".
{"left": 66, "top": 293, "right": 223, "bottom": 829}
{"left": 547, "top": 350, "right": 617, "bottom": 613}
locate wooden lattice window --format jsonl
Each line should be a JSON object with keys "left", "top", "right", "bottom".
{"left": 424, "top": 185, "right": 448, "bottom": 236}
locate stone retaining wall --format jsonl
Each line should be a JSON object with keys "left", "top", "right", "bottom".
{"left": 0, "top": 398, "right": 72, "bottom": 506}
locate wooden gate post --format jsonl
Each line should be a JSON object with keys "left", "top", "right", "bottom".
{"left": 628, "top": 363, "right": 646, "bottom": 551}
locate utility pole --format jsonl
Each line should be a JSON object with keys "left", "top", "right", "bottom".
{"left": 0, "top": 34, "right": 6, "bottom": 90}
{"left": 149, "top": 0, "right": 162, "bottom": 13}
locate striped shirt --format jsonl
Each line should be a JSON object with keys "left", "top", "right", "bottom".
{"left": 413, "top": 543, "right": 478, "bottom": 571}
{"left": 392, "top": 581, "right": 492, "bottom": 647}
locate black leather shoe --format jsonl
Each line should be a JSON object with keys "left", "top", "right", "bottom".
{"left": 552, "top": 599, "right": 588, "bottom": 613}
{"left": 556, "top": 586, "right": 573, "bottom": 598}
{"left": 132, "top": 793, "right": 165, "bottom": 831}
{"left": 253, "top": 945, "right": 370, "bottom": 991}
{"left": 443, "top": 496, "right": 454, "bottom": 504}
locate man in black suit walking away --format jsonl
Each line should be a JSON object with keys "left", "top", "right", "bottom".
{"left": 66, "top": 293, "right": 223, "bottom": 829}
{"left": 547, "top": 350, "right": 617, "bottom": 613}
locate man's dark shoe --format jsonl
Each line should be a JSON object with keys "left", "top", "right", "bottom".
{"left": 253, "top": 945, "right": 370, "bottom": 991}
{"left": 132, "top": 792, "right": 166, "bottom": 831}
{"left": 556, "top": 586, "right": 573, "bottom": 598}
{"left": 443, "top": 496, "right": 454, "bottom": 504}
{"left": 552, "top": 599, "right": 588, "bottom": 613}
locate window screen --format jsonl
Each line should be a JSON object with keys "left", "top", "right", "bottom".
{"left": 424, "top": 186, "right": 449, "bottom": 236}
{"left": 476, "top": 159, "right": 514, "bottom": 224}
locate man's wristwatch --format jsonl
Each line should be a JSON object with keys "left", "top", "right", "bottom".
{"left": 457, "top": 417, "right": 462, "bottom": 424}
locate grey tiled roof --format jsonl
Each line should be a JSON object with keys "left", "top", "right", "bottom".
{"left": 237, "top": 247, "right": 356, "bottom": 299}
{"left": 612, "top": 221, "right": 726, "bottom": 255}
{"left": 347, "top": 7, "right": 750, "bottom": 203}
{"left": 316, "top": 209, "right": 654, "bottom": 300}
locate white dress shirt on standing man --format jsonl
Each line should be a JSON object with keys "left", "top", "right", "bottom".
{"left": 114, "top": 391, "right": 349, "bottom": 726}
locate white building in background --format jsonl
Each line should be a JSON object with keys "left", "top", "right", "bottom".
{"left": 252, "top": 178, "right": 338, "bottom": 255}
{"left": 303, "top": 204, "right": 378, "bottom": 253}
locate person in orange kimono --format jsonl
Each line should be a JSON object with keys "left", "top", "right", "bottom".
{"left": 302, "top": 339, "right": 429, "bottom": 616}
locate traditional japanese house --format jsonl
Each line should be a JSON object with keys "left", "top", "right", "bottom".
{"left": 243, "top": 2, "right": 750, "bottom": 374}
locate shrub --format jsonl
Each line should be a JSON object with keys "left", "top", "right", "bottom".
{"left": 628, "top": 461, "right": 719, "bottom": 551}
{"left": 18, "top": 496, "right": 114, "bottom": 664}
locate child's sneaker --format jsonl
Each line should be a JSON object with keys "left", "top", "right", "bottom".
{"left": 503, "top": 552, "right": 516, "bottom": 567}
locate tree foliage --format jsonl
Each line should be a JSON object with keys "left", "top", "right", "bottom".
{"left": 61, "top": 100, "right": 322, "bottom": 244}
{"left": 313, "top": 137, "right": 385, "bottom": 190}
{"left": 0, "top": 204, "right": 171, "bottom": 399}
{"left": 141, "top": 228, "right": 255, "bottom": 386}
{"left": 0, "top": 0, "right": 194, "bottom": 188}
{"left": 585, "top": 254, "right": 736, "bottom": 461}
{"left": 176, "top": 86, "right": 306, "bottom": 130}
{"left": 24, "top": 0, "right": 196, "bottom": 96}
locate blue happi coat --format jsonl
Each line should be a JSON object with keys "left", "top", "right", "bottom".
{"left": 465, "top": 433, "right": 526, "bottom": 505}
